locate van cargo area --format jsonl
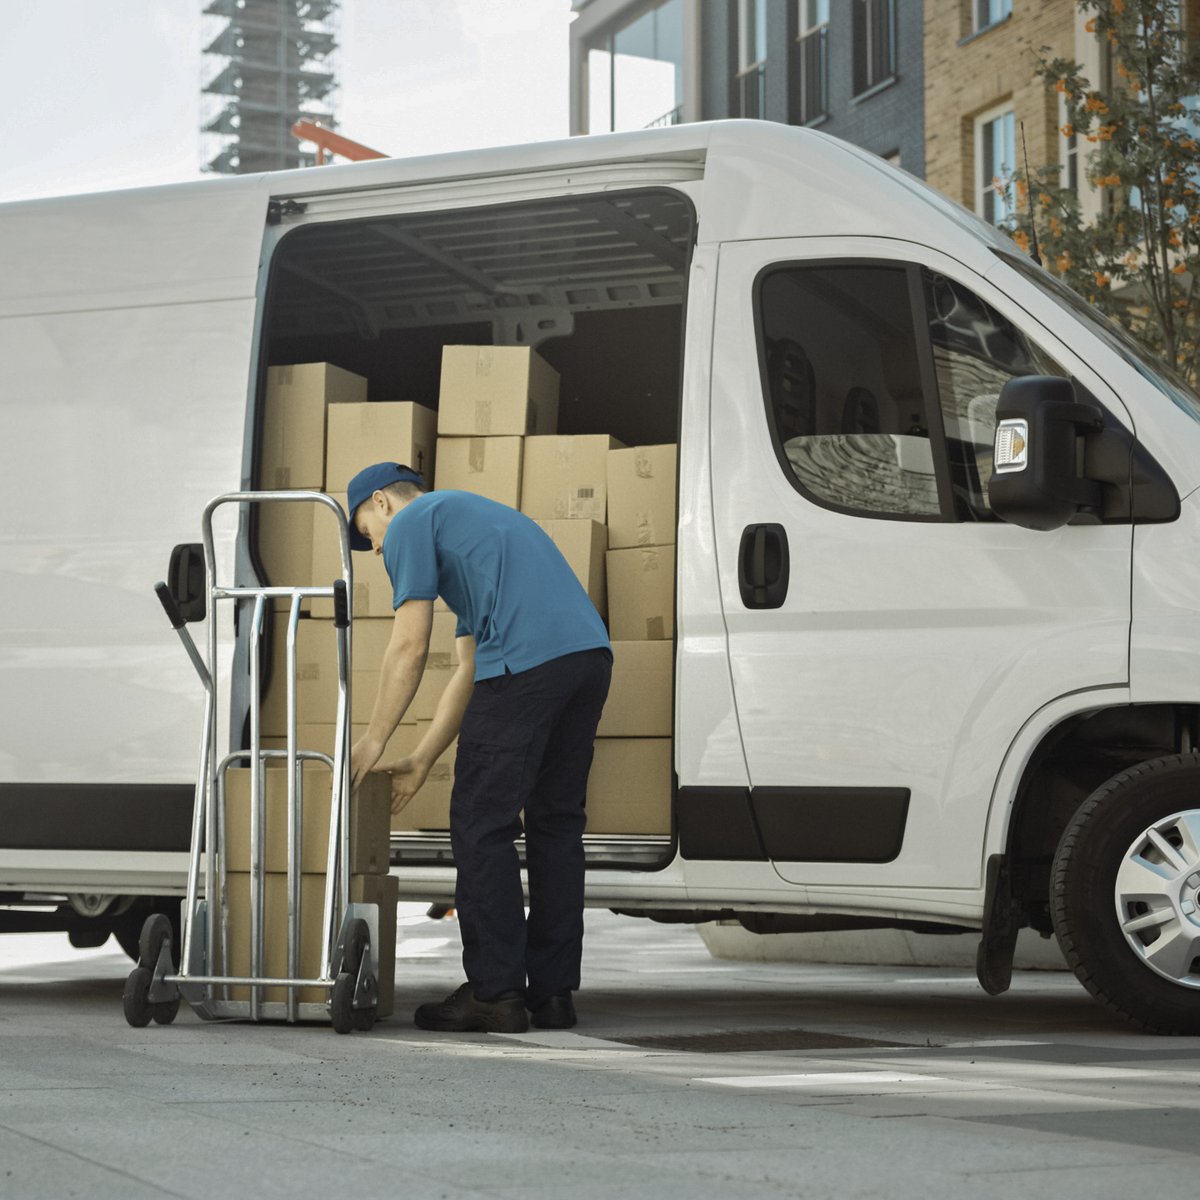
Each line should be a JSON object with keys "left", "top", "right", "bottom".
{"left": 252, "top": 187, "right": 695, "bottom": 870}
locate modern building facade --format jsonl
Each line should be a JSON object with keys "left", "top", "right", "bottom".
{"left": 201, "top": 0, "right": 340, "bottom": 175}
{"left": 569, "top": 0, "right": 925, "bottom": 177}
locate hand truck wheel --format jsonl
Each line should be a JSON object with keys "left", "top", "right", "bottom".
{"left": 137, "top": 912, "right": 174, "bottom": 968}
{"left": 341, "top": 917, "right": 370, "bottom": 976}
{"left": 123, "top": 966, "right": 154, "bottom": 1028}
{"left": 352, "top": 1001, "right": 377, "bottom": 1032}
{"left": 151, "top": 995, "right": 181, "bottom": 1025}
{"left": 330, "top": 972, "right": 357, "bottom": 1035}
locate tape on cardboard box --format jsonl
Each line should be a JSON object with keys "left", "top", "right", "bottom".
{"left": 606, "top": 444, "right": 678, "bottom": 549}
{"left": 437, "top": 345, "right": 559, "bottom": 437}
{"left": 434, "top": 436, "right": 523, "bottom": 508}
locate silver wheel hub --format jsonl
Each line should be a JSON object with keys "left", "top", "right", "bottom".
{"left": 1114, "top": 809, "right": 1200, "bottom": 989}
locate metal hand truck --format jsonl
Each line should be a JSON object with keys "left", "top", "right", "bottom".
{"left": 122, "top": 491, "right": 381, "bottom": 1034}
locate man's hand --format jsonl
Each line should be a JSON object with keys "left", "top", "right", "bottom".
{"left": 350, "top": 734, "right": 384, "bottom": 792}
{"left": 386, "top": 756, "right": 430, "bottom": 815}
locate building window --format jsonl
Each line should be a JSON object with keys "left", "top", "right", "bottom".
{"left": 973, "top": 0, "right": 1012, "bottom": 33}
{"left": 853, "top": 0, "right": 895, "bottom": 96}
{"left": 975, "top": 104, "right": 1017, "bottom": 227}
{"left": 737, "top": 0, "right": 768, "bottom": 118}
{"left": 792, "top": 0, "right": 829, "bottom": 124}
{"left": 1059, "top": 94, "right": 1079, "bottom": 194}
{"left": 586, "top": 0, "right": 685, "bottom": 133}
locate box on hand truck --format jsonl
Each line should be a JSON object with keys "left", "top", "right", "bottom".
{"left": 122, "top": 491, "right": 387, "bottom": 1034}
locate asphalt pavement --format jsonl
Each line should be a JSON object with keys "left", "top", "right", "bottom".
{"left": 1, "top": 904, "right": 1198, "bottom": 1199}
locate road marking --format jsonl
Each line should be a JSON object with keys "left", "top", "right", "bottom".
{"left": 695, "top": 1071, "right": 943, "bottom": 1089}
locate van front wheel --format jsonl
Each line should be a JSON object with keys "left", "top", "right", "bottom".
{"left": 1053, "top": 753, "right": 1200, "bottom": 1034}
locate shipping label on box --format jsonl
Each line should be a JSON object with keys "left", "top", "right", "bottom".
{"left": 262, "top": 363, "right": 367, "bottom": 489}
{"left": 438, "top": 345, "right": 559, "bottom": 437}
{"left": 606, "top": 444, "right": 678, "bottom": 549}
{"left": 520, "top": 435, "right": 623, "bottom": 522}
{"left": 224, "top": 764, "right": 391, "bottom": 875}
{"left": 325, "top": 401, "right": 437, "bottom": 496}
{"left": 585, "top": 738, "right": 672, "bottom": 834}
{"left": 597, "top": 641, "right": 673, "bottom": 737}
{"left": 434, "top": 436, "right": 523, "bottom": 509}
{"left": 534, "top": 519, "right": 607, "bottom": 618}
{"left": 605, "top": 546, "right": 674, "bottom": 641}
{"left": 310, "top": 493, "right": 394, "bottom": 619}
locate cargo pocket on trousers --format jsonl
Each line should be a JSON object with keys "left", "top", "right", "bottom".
{"left": 453, "top": 715, "right": 538, "bottom": 816}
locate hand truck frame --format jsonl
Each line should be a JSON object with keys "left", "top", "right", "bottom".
{"left": 122, "top": 491, "right": 380, "bottom": 1034}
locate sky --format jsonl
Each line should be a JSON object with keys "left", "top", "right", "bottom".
{"left": 1, "top": 0, "right": 576, "bottom": 203}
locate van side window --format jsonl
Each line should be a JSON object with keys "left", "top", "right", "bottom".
{"left": 757, "top": 261, "right": 1069, "bottom": 522}
{"left": 923, "top": 269, "right": 1068, "bottom": 520}
{"left": 759, "top": 264, "right": 941, "bottom": 519}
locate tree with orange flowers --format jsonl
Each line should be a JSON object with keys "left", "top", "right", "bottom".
{"left": 1021, "top": 0, "right": 1200, "bottom": 383}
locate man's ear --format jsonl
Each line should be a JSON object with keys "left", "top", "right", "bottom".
{"left": 372, "top": 488, "right": 391, "bottom": 515}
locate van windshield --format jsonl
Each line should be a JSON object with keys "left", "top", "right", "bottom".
{"left": 994, "top": 248, "right": 1200, "bottom": 426}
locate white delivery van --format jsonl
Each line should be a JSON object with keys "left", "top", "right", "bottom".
{"left": 3, "top": 120, "right": 1200, "bottom": 1032}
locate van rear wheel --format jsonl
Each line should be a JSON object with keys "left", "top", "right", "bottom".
{"left": 1052, "top": 753, "right": 1200, "bottom": 1034}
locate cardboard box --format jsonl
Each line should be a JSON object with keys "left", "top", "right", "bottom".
{"left": 261, "top": 617, "right": 397, "bottom": 730}
{"left": 310, "top": 493, "right": 394, "bottom": 619}
{"left": 606, "top": 444, "right": 677, "bottom": 549}
{"left": 428, "top": 611, "right": 461, "bottom": 669}
{"left": 605, "top": 546, "right": 674, "bottom": 641}
{"left": 257, "top": 492, "right": 317, "bottom": 600}
{"left": 438, "top": 345, "right": 559, "bottom": 437}
{"left": 597, "top": 641, "right": 673, "bottom": 737}
{"left": 262, "top": 363, "right": 366, "bottom": 489}
{"left": 223, "top": 764, "right": 391, "bottom": 875}
{"left": 223, "top": 870, "right": 398, "bottom": 1014}
{"left": 392, "top": 733, "right": 456, "bottom": 832}
{"left": 325, "top": 401, "right": 437, "bottom": 496}
{"left": 434, "top": 436, "right": 524, "bottom": 508}
{"left": 262, "top": 720, "right": 423, "bottom": 767}
{"left": 586, "top": 738, "right": 672, "bottom": 834}
{"left": 411, "top": 660, "right": 455, "bottom": 721}
{"left": 534, "top": 519, "right": 607, "bottom": 617}
{"left": 520, "top": 435, "right": 623, "bottom": 522}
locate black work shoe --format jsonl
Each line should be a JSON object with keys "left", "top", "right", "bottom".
{"left": 414, "top": 983, "right": 529, "bottom": 1033}
{"left": 529, "top": 992, "right": 577, "bottom": 1030}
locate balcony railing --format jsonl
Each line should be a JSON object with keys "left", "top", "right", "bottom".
{"left": 645, "top": 105, "right": 683, "bottom": 129}
{"left": 791, "top": 26, "right": 828, "bottom": 124}
{"left": 737, "top": 63, "right": 767, "bottom": 120}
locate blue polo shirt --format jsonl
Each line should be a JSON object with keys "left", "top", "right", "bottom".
{"left": 381, "top": 490, "right": 610, "bottom": 682}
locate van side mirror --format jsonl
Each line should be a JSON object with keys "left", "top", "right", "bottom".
{"left": 989, "top": 376, "right": 1103, "bottom": 531}
{"left": 167, "top": 543, "right": 206, "bottom": 623}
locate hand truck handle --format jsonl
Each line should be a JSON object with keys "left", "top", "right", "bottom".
{"left": 332, "top": 578, "right": 350, "bottom": 629}
{"left": 155, "top": 581, "right": 187, "bottom": 630}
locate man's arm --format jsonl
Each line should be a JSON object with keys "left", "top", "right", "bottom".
{"left": 386, "top": 634, "right": 475, "bottom": 813}
{"left": 349, "top": 598, "right": 433, "bottom": 790}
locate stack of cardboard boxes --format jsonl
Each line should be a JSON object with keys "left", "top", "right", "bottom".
{"left": 255, "top": 349, "right": 678, "bottom": 849}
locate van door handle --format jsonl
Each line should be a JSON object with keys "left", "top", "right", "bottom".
{"left": 738, "top": 524, "right": 789, "bottom": 609}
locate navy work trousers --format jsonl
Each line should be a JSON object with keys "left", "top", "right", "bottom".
{"left": 449, "top": 647, "right": 612, "bottom": 1005}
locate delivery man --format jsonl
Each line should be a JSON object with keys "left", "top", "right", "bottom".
{"left": 346, "top": 462, "right": 612, "bottom": 1033}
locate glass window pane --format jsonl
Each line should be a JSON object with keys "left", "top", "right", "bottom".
{"left": 759, "top": 265, "right": 941, "bottom": 519}
{"left": 924, "top": 268, "right": 1067, "bottom": 519}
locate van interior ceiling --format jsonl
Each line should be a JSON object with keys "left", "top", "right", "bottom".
{"left": 261, "top": 188, "right": 696, "bottom": 454}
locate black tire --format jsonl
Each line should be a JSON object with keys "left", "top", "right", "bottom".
{"left": 341, "top": 917, "right": 370, "bottom": 978}
{"left": 1052, "top": 752, "right": 1200, "bottom": 1034}
{"left": 123, "top": 966, "right": 154, "bottom": 1028}
{"left": 352, "top": 1002, "right": 377, "bottom": 1032}
{"left": 151, "top": 995, "right": 181, "bottom": 1025}
{"left": 137, "top": 913, "right": 174, "bottom": 969}
{"left": 330, "top": 972, "right": 356, "bottom": 1035}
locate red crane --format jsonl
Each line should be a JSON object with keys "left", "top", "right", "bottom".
{"left": 291, "top": 120, "right": 388, "bottom": 165}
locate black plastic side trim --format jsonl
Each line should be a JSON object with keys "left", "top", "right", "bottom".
{"left": 0, "top": 784, "right": 194, "bottom": 852}
{"left": 751, "top": 787, "right": 910, "bottom": 862}
{"left": 677, "top": 787, "right": 767, "bottom": 861}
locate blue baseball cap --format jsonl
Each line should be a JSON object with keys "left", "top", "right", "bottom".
{"left": 345, "top": 462, "right": 425, "bottom": 550}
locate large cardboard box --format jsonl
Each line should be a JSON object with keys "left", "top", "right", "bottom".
{"left": 324, "top": 401, "right": 438, "bottom": 496}
{"left": 605, "top": 546, "right": 674, "bottom": 641}
{"left": 434, "top": 436, "right": 523, "bottom": 508}
{"left": 310, "top": 493, "right": 394, "bottom": 619}
{"left": 586, "top": 738, "right": 672, "bottom": 834}
{"left": 438, "top": 345, "right": 559, "bottom": 437}
{"left": 520, "top": 435, "right": 623, "bottom": 522}
{"left": 597, "top": 641, "right": 673, "bottom": 737}
{"left": 428, "top": 611, "right": 461, "bottom": 669}
{"left": 223, "top": 870, "right": 398, "bottom": 1014}
{"left": 262, "top": 363, "right": 366, "bottom": 489}
{"left": 224, "top": 764, "right": 391, "bottom": 875}
{"left": 411, "top": 660, "right": 455, "bottom": 721}
{"left": 392, "top": 731, "right": 456, "bottom": 831}
{"left": 534, "top": 519, "right": 607, "bottom": 617}
{"left": 606, "top": 444, "right": 678, "bottom": 549}
{"left": 257, "top": 492, "right": 317, "bottom": 601}
{"left": 262, "top": 720, "right": 423, "bottom": 768}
